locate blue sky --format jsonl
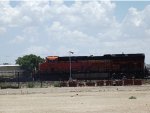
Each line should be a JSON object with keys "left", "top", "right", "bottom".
{"left": 115, "top": 1, "right": 150, "bottom": 21}
{"left": 0, "top": 0, "right": 150, "bottom": 64}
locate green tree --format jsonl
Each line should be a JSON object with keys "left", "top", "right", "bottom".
{"left": 16, "top": 54, "right": 44, "bottom": 72}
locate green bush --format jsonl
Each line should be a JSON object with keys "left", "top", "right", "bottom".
{"left": 0, "top": 83, "right": 19, "bottom": 89}
{"left": 53, "top": 82, "right": 60, "bottom": 87}
{"left": 129, "top": 96, "right": 136, "bottom": 99}
{"left": 27, "top": 82, "right": 35, "bottom": 88}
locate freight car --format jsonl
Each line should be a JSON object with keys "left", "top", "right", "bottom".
{"left": 37, "top": 53, "right": 146, "bottom": 81}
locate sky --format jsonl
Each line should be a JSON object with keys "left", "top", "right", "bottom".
{"left": 0, "top": 0, "right": 150, "bottom": 64}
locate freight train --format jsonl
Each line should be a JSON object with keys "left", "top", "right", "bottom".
{"left": 37, "top": 53, "right": 146, "bottom": 81}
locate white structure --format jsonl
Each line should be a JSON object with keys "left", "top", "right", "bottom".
{"left": 0, "top": 64, "right": 23, "bottom": 77}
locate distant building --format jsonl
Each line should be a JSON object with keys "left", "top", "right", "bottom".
{"left": 0, "top": 64, "right": 23, "bottom": 77}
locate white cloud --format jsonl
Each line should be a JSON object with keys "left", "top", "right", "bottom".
{"left": 49, "top": 21, "right": 64, "bottom": 31}
{"left": 24, "top": 46, "right": 50, "bottom": 56}
{"left": 0, "top": 27, "right": 6, "bottom": 34}
{"left": 22, "top": 16, "right": 32, "bottom": 24}
{"left": 0, "top": 1, "right": 33, "bottom": 27}
{"left": 0, "top": 1, "right": 150, "bottom": 63}
{"left": 50, "top": 0, "right": 64, "bottom": 5}
{"left": 22, "top": 26, "right": 40, "bottom": 44}
{"left": 9, "top": 36, "right": 25, "bottom": 44}
{"left": 145, "top": 29, "right": 150, "bottom": 36}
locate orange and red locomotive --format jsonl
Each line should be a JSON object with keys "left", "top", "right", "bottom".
{"left": 38, "top": 53, "right": 145, "bottom": 80}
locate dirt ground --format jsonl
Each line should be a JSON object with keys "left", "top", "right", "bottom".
{"left": 0, "top": 85, "right": 150, "bottom": 113}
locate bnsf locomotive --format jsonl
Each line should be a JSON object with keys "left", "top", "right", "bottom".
{"left": 37, "top": 53, "right": 146, "bottom": 81}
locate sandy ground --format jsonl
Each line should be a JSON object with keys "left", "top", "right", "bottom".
{"left": 0, "top": 86, "right": 150, "bottom": 113}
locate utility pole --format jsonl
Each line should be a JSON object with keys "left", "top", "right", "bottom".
{"left": 69, "top": 51, "right": 74, "bottom": 81}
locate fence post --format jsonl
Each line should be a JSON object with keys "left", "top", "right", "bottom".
{"left": 132, "top": 76, "right": 135, "bottom": 85}
{"left": 39, "top": 72, "right": 42, "bottom": 88}
{"left": 17, "top": 72, "right": 20, "bottom": 88}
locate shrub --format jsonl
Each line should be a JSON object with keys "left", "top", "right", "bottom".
{"left": 129, "top": 96, "right": 136, "bottom": 99}
{"left": 27, "top": 82, "right": 35, "bottom": 88}
{"left": 0, "top": 83, "right": 19, "bottom": 89}
{"left": 53, "top": 81, "right": 60, "bottom": 87}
